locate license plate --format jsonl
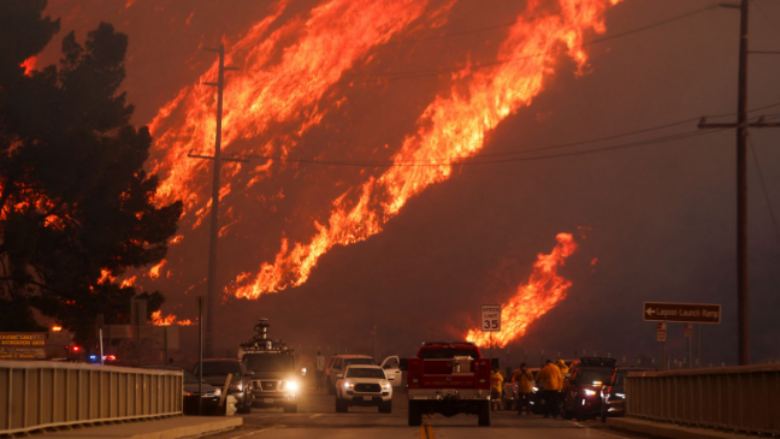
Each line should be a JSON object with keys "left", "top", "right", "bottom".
{"left": 363, "top": 396, "right": 372, "bottom": 402}
{"left": 264, "top": 398, "right": 273, "bottom": 404}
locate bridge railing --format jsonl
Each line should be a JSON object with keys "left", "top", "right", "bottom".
{"left": 625, "top": 363, "right": 780, "bottom": 436}
{"left": 0, "top": 360, "right": 183, "bottom": 435}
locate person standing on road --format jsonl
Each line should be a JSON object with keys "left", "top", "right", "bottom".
{"left": 512, "top": 363, "right": 534, "bottom": 415}
{"left": 315, "top": 351, "right": 326, "bottom": 390}
{"left": 536, "top": 360, "right": 563, "bottom": 418}
{"left": 490, "top": 368, "right": 504, "bottom": 411}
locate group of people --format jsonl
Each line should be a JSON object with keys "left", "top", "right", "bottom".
{"left": 490, "top": 359, "right": 570, "bottom": 418}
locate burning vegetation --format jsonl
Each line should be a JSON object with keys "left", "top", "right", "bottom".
{"left": 466, "top": 233, "right": 578, "bottom": 347}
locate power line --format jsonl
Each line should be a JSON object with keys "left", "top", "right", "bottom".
{"left": 347, "top": 4, "right": 717, "bottom": 81}
{"left": 232, "top": 102, "right": 780, "bottom": 168}
{"left": 244, "top": 127, "right": 730, "bottom": 168}
{"left": 481, "top": 103, "right": 780, "bottom": 158}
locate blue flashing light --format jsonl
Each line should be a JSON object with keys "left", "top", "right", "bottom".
{"left": 89, "top": 355, "right": 98, "bottom": 361}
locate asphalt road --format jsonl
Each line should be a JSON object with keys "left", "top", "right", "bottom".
{"left": 208, "top": 385, "right": 637, "bottom": 439}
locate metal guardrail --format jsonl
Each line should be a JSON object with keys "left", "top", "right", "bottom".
{"left": 0, "top": 360, "right": 183, "bottom": 435}
{"left": 625, "top": 363, "right": 780, "bottom": 436}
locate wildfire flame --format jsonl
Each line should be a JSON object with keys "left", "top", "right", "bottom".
{"left": 148, "top": 259, "right": 167, "bottom": 280}
{"left": 20, "top": 56, "right": 36, "bottom": 76}
{"left": 233, "top": 0, "right": 619, "bottom": 298}
{"left": 150, "top": 0, "right": 432, "bottom": 210}
{"left": 465, "top": 233, "right": 578, "bottom": 348}
{"left": 151, "top": 310, "right": 195, "bottom": 326}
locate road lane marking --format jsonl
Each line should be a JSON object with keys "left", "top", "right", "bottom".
{"left": 420, "top": 419, "right": 437, "bottom": 439}
{"left": 228, "top": 426, "right": 277, "bottom": 439}
{"left": 309, "top": 414, "right": 323, "bottom": 418}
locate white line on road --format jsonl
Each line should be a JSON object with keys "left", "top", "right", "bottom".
{"left": 227, "top": 426, "right": 277, "bottom": 439}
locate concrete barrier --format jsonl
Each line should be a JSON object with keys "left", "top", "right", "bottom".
{"left": 625, "top": 363, "right": 780, "bottom": 436}
{"left": 0, "top": 360, "right": 183, "bottom": 435}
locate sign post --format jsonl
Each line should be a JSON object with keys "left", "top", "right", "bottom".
{"left": 684, "top": 324, "right": 693, "bottom": 368}
{"left": 0, "top": 333, "right": 47, "bottom": 360}
{"left": 644, "top": 302, "right": 721, "bottom": 371}
{"left": 481, "top": 304, "right": 501, "bottom": 363}
{"left": 643, "top": 302, "right": 722, "bottom": 324}
{"left": 657, "top": 323, "right": 667, "bottom": 370}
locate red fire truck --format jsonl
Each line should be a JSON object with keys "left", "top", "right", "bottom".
{"left": 406, "top": 342, "right": 492, "bottom": 426}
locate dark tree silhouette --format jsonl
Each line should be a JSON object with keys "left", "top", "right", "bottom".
{"left": 0, "top": 0, "right": 182, "bottom": 344}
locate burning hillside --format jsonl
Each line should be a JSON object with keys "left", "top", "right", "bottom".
{"left": 466, "top": 233, "right": 578, "bottom": 347}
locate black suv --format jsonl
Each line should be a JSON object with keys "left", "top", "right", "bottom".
{"left": 562, "top": 357, "right": 617, "bottom": 421}
{"left": 193, "top": 359, "right": 255, "bottom": 414}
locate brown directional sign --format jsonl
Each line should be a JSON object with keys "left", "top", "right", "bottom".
{"left": 643, "top": 302, "right": 721, "bottom": 324}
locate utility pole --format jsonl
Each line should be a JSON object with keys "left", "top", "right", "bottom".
{"left": 189, "top": 45, "right": 243, "bottom": 357}
{"left": 699, "top": 0, "right": 780, "bottom": 366}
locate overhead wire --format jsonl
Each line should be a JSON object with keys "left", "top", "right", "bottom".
{"left": 238, "top": 103, "right": 780, "bottom": 167}
{"left": 347, "top": 4, "right": 718, "bottom": 81}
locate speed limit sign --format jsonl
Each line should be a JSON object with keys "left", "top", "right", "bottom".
{"left": 481, "top": 304, "right": 501, "bottom": 332}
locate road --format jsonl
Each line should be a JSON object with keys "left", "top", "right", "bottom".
{"left": 209, "top": 385, "right": 635, "bottom": 439}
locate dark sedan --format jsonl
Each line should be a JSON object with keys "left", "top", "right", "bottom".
{"left": 194, "top": 359, "right": 254, "bottom": 414}
{"left": 600, "top": 367, "right": 654, "bottom": 422}
{"left": 143, "top": 366, "right": 222, "bottom": 415}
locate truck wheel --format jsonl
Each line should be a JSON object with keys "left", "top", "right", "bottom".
{"left": 284, "top": 404, "right": 297, "bottom": 413}
{"left": 379, "top": 401, "right": 392, "bottom": 414}
{"left": 335, "top": 398, "right": 348, "bottom": 413}
{"left": 408, "top": 401, "right": 422, "bottom": 426}
{"left": 478, "top": 401, "right": 491, "bottom": 426}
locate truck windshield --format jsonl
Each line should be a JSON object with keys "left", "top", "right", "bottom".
{"left": 420, "top": 348, "right": 479, "bottom": 359}
{"left": 344, "top": 358, "right": 374, "bottom": 367}
{"left": 346, "top": 368, "right": 385, "bottom": 379}
{"left": 243, "top": 355, "right": 294, "bottom": 372}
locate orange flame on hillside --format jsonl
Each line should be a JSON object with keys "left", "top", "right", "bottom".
{"left": 233, "top": 0, "right": 619, "bottom": 299}
{"left": 151, "top": 310, "right": 195, "bottom": 326}
{"left": 465, "top": 233, "right": 578, "bottom": 348}
{"left": 20, "top": 57, "right": 36, "bottom": 76}
{"left": 149, "top": 259, "right": 167, "bottom": 279}
{"left": 150, "top": 0, "right": 432, "bottom": 210}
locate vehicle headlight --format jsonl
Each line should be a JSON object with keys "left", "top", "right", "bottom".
{"left": 383, "top": 383, "right": 391, "bottom": 390}
{"left": 583, "top": 389, "right": 597, "bottom": 397}
{"left": 615, "top": 392, "right": 625, "bottom": 399}
{"left": 343, "top": 381, "right": 354, "bottom": 390}
{"left": 284, "top": 381, "right": 299, "bottom": 392}
{"left": 532, "top": 387, "right": 539, "bottom": 392}
{"left": 213, "top": 388, "right": 222, "bottom": 397}
{"left": 229, "top": 382, "right": 243, "bottom": 392}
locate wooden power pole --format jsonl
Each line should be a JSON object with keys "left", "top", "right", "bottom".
{"left": 189, "top": 45, "right": 242, "bottom": 357}
{"left": 699, "top": 0, "right": 780, "bottom": 366}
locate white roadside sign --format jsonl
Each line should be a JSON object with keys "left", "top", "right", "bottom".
{"left": 481, "top": 304, "right": 501, "bottom": 332}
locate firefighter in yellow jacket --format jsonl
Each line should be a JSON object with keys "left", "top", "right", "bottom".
{"left": 490, "top": 368, "right": 504, "bottom": 411}
{"left": 536, "top": 360, "right": 563, "bottom": 418}
{"left": 512, "top": 363, "right": 534, "bottom": 415}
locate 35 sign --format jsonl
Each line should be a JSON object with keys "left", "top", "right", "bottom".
{"left": 481, "top": 305, "right": 501, "bottom": 332}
